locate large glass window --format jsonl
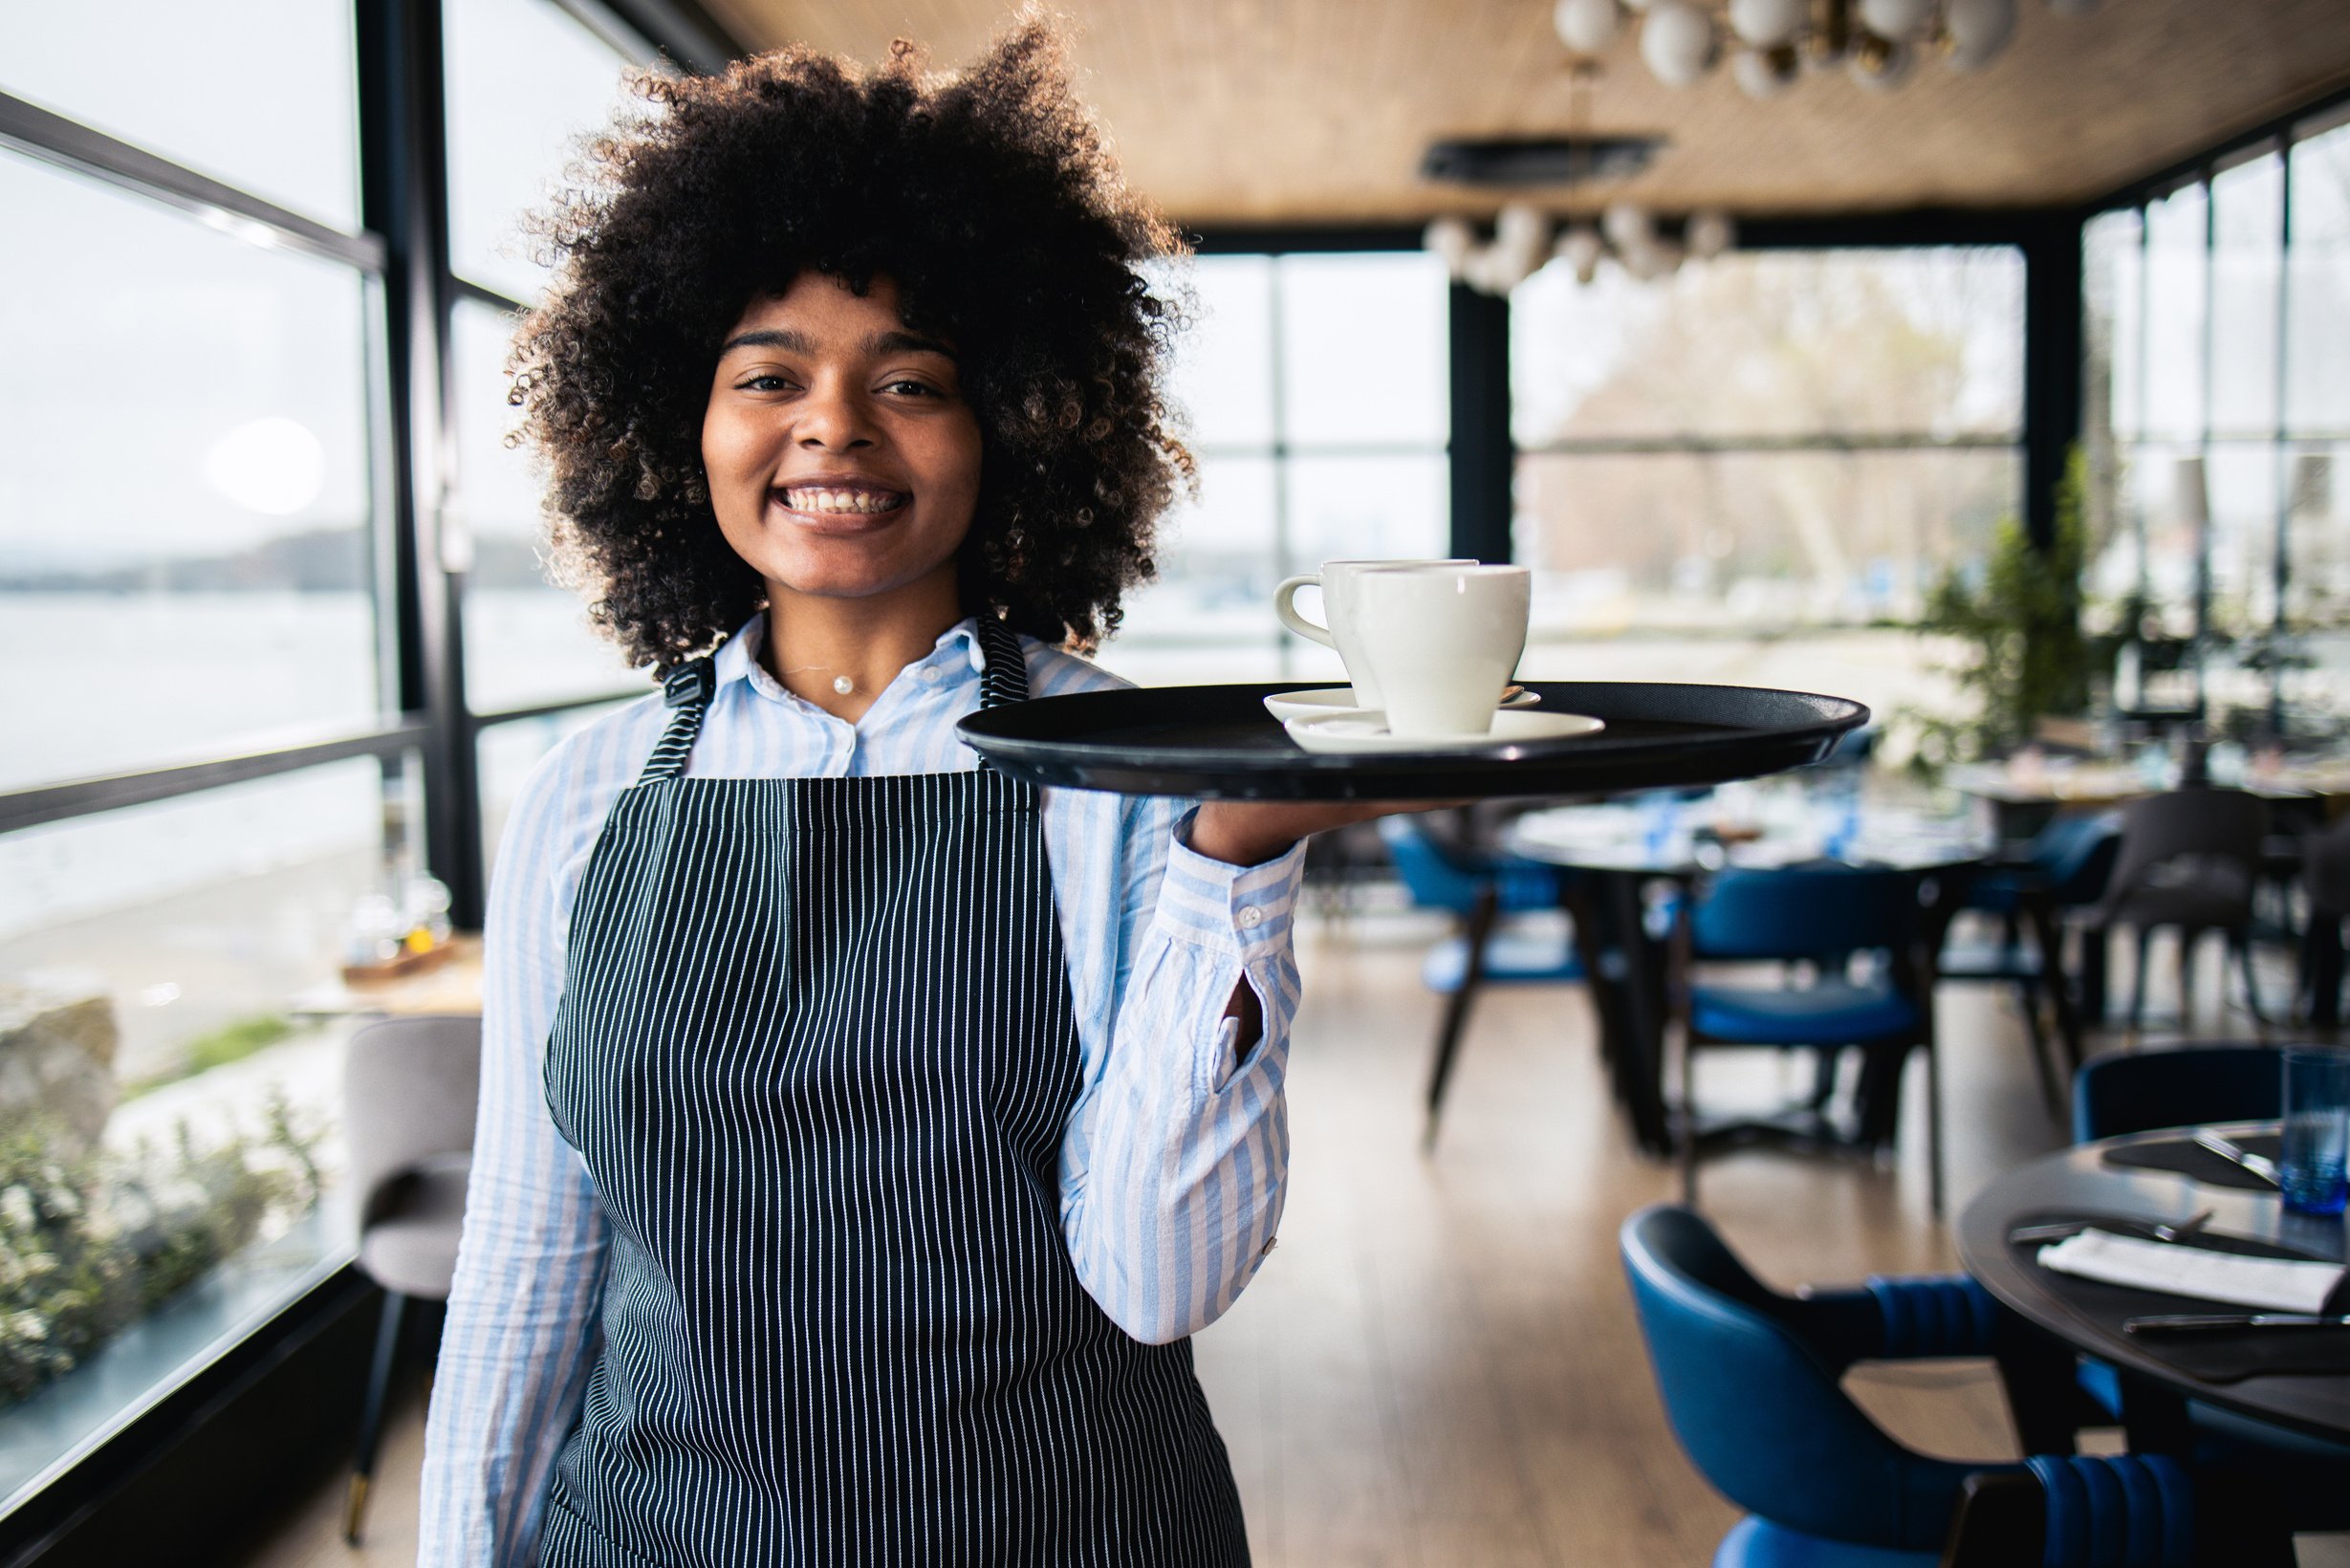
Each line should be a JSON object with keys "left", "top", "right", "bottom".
{"left": 1509, "top": 248, "right": 2024, "bottom": 723}
{"left": 0, "top": 0, "right": 359, "bottom": 230}
{"left": 2084, "top": 110, "right": 2350, "bottom": 732}
{"left": 0, "top": 151, "right": 378, "bottom": 792}
{"left": 0, "top": 757, "right": 403, "bottom": 1504}
{"left": 444, "top": 0, "right": 639, "bottom": 301}
{"left": 1108, "top": 251, "right": 1450, "bottom": 685}
{"left": 452, "top": 300, "right": 641, "bottom": 711}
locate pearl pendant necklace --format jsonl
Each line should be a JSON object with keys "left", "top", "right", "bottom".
{"left": 832, "top": 675, "right": 855, "bottom": 696}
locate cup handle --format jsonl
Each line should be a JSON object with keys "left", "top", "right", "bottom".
{"left": 1273, "top": 574, "right": 1336, "bottom": 648}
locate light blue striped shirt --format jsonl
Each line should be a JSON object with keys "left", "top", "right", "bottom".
{"left": 421, "top": 614, "right": 1305, "bottom": 1566}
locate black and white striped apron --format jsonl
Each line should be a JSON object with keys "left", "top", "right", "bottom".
{"left": 536, "top": 617, "right": 1249, "bottom": 1567}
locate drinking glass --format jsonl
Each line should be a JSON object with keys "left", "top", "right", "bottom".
{"left": 2280, "top": 1047, "right": 2350, "bottom": 1217}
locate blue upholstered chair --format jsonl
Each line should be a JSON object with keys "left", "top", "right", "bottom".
{"left": 2071, "top": 1041, "right": 2286, "bottom": 1144}
{"left": 1379, "top": 817, "right": 1581, "bottom": 1149}
{"left": 1939, "top": 815, "right": 2122, "bottom": 1113}
{"left": 1621, "top": 1205, "right": 2277, "bottom": 1567}
{"left": 2064, "top": 1044, "right": 2350, "bottom": 1528}
{"left": 1671, "top": 866, "right": 1940, "bottom": 1209}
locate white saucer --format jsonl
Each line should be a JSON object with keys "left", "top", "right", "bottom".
{"left": 1284, "top": 708, "right": 1605, "bottom": 754}
{"left": 1263, "top": 686, "right": 1540, "bottom": 724}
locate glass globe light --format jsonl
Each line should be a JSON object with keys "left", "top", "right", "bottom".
{"left": 1554, "top": 0, "right": 1623, "bottom": 54}
{"left": 1730, "top": 45, "right": 1798, "bottom": 98}
{"left": 1726, "top": 0, "right": 1804, "bottom": 48}
{"left": 1946, "top": 0, "right": 2017, "bottom": 68}
{"left": 1639, "top": 0, "right": 1717, "bottom": 88}
{"left": 1857, "top": 0, "right": 1934, "bottom": 37}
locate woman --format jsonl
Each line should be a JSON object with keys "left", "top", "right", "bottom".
{"left": 420, "top": 24, "right": 1398, "bottom": 1567}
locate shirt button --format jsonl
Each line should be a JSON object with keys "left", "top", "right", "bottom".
{"left": 1260, "top": 1235, "right": 1278, "bottom": 1256}
{"left": 1238, "top": 906, "right": 1264, "bottom": 930}
{"left": 921, "top": 666, "right": 944, "bottom": 686}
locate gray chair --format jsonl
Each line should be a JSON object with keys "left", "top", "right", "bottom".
{"left": 2085, "top": 789, "right": 2269, "bottom": 1037}
{"left": 342, "top": 1013, "right": 481, "bottom": 1543}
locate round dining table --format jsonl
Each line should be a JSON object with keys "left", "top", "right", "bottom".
{"left": 1505, "top": 794, "right": 1991, "bottom": 1155}
{"left": 1955, "top": 1123, "right": 2350, "bottom": 1450}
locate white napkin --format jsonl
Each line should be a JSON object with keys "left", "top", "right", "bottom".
{"left": 2036, "top": 1230, "right": 2345, "bottom": 1314}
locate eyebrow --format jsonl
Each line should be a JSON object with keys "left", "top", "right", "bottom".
{"left": 716, "top": 326, "right": 959, "bottom": 360}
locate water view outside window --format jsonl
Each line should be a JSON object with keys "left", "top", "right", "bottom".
{"left": 1509, "top": 247, "right": 2024, "bottom": 730}
{"left": 451, "top": 300, "right": 643, "bottom": 713}
{"left": 0, "top": 151, "right": 378, "bottom": 794}
{"left": 2083, "top": 110, "right": 2350, "bottom": 732}
{"left": 1108, "top": 252, "right": 1450, "bottom": 685}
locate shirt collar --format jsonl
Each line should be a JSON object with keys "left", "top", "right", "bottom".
{"left": 711, "top": 613, "right": 988, "bottom": 703}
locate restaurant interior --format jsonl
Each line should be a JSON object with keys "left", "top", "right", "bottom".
{"left": 7, "top": 0, "right": 2350, "bottom": 1562}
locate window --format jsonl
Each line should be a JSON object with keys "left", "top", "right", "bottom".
{"left": 0, "top": 151, "right": 379, "bottom": 793}
{"left": 1108, "top": 251, "right": 1450, "bottom": 685}
{"left": 0, "top": 757, "right": 403, "bottom": 1507}
{"left": 0, "top": 0, "right": 667, "bottom": 1515}
{"left": 452, "top": 299, "right": 641, "bottom": 712}
{"left": 1508, "top": 248, "right": 2024, "bottom": 720}
{"left": 444, "top": 0, "right": 640, "bottom": 301}
{"left": 0, "top": 0, "right": 359, "bottom": 230}
{"left": 2083, "top": 109, "right": 2350, "bottom": 731}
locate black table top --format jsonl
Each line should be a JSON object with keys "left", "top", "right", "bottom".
{"left": 1955, "top": 1123, "right": 2350, "bottom": 1444}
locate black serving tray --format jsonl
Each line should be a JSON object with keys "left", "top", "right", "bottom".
{"left": 957, "top": 681, "right": 1869, "bottom": 800}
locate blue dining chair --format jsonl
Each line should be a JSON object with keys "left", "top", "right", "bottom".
{"left": 1672, "top": 866, "right": 1941, "bottom": 1210}
{"left": 1939, "top": 815, "right": 2122, "bottom": 1113}
{"left": 1378, "top": 816, "right": 1582, "bottom": 1149}
{"left": 1621, "top": 1205, "right": 2269, "bottom": 1567}
{"left": 2062, "top": 1044, "right": 2350, "bottom": 1527}
{"left": 2071, "top": 1042, "right": 2285, "bottom": 1144}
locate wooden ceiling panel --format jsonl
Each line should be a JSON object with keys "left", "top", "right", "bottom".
{"left": 699, "top": 0, "right": 2350, "bottom": 223}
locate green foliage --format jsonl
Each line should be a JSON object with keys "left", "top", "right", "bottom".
{"left": 0, "top": 1095, "right": 321, "bottom": 1407}
{"left": 123, "top": 1013, "right": 296, "bottom": 1100}
{"left": 1912, "top": 450, "right": 2094, "bottom": 765}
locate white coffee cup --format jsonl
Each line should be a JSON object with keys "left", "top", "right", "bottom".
{"left": 1351, "top": 564, "right": 1532, "bottom": 738}
{"left": 1273, "top": 557, "right": 1472, "bottom": 708}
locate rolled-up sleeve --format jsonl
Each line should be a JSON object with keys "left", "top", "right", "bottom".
{"left": 419, "top": 742, "right": 615, "bottom": 1567}
{"left": 1059, "top": 806, "right": 1307, "bottom": 1345}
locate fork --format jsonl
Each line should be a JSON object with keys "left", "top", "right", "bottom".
{"left": 2008, "top": 1209, "right": 2216, "bottom": 1246}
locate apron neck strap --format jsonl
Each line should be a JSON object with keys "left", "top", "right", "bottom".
{"left": 972, "top": 616, "right": 1030, "bottom": 709}
{"left": 639, "top": 655, "right": 715, "bottom": 784}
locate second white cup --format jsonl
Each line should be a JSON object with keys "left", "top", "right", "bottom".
{"left": 1352, "top": 564, "right": 1532, "bottom": 738}
{"left": 1273, "top": 557, "right": 1472, "bottom": 708}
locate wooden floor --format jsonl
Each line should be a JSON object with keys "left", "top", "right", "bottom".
{"left": 236, "top": 908, "right": 2347, "bottom": 1567}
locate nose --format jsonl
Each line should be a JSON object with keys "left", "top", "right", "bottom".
{"left": 794, "top": 375, "right": 878, "bottom": 452}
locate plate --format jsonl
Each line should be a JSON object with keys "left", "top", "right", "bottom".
{"left": 956, "top": 681, "right": 1870, "bottom": 800}
{"left": 1262, "top": 686, "right": 1541, "bottom": 723}
{"left": 1285, "top": 708, "right": 1603, "bottom": 754}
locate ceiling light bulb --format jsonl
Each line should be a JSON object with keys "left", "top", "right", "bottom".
{"left": 1494, "top": 202, "right": 1551, "bottom": 261}
{"left": 1945, "top": 0, "right": 2017, "bottom": 69}
{"left": 1424, "top": 216, "right": 1476, "bottom": 278}
{"left": 1639, "top": 0, "right": 1717, "bottom": 88}
{"left": 1726, "top": 0, "right": 1805, "bottom": 48}
{"left": 1555, "top": 223, "right": 1605, "bottom": 284}
{"left": 1685, "top": 209, "right": 1736, "bottom": 259}
{"left": 1554, "top": 0, "right": 1623, "bottom": 54}
{"left": 1857, "top": 0, "right": 1934, "bottom": 37}
{"left": 1730, "top": 44, "right": 1798, "bottom": 98}
{"left": 1602, "top": 199, "right": 1654, "bottom": 250}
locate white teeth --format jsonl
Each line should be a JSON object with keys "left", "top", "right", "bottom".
{"left": 784, "top": 487, "right": 903, "bottom": 515}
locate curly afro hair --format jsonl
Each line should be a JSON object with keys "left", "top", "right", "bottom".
{"left": 511, "top": 17, "right": 1191, "bottom": 672}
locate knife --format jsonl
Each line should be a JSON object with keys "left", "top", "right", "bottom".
{"left": 2123, "top": 1313, "right": 2350, "bottom": 1335}
{"left": 2192, "top": 1129, "right": 2283, "bottom": 1187}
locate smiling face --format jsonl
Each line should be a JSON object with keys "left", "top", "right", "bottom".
{"left": 702, "top": 273, "right": 983, "bottom": 612}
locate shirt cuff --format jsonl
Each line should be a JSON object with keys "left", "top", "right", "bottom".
{"left": 1153, "top": 808, "right": 1306, "bottom": 957}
